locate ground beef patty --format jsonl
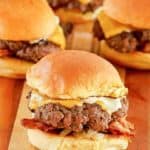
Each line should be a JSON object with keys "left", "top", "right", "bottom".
{"left": 106, "top": 30, "right": 150, "bottom": 53}
{"left": 34, "top": 98, "right": 128, "bottom": 133}
{"left": 93, "top": 21, "right": 150, "bottom": 53}
{"left": 0, "top": 40, "right": 60, "bottom": 62}
{"left": 48, "top": 0, "right": 103, "bottom": 13}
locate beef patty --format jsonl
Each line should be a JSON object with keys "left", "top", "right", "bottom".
{"left": 33, "top": 98, "right": 128, "bottom": 133}
{"left": 48, "top": 0, "right": 103, "bottom": 13}
{"left": 0, "top": 40, "right": 60, "bottom": 62}
{"left": 93, "top": 21, "right": 150, "bottom": 53}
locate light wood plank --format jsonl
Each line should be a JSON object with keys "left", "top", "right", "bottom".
{"left": 8, "top": 83, "right": 36, "bottom": 150}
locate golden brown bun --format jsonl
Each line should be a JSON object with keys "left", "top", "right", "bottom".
{"left": 27, "top": 129, "right": 129, "bottom": 150}
{"left": 104, "top": 0, "right": 150, "bottom": 29}
{"left": 100, "top": 41, "right": 150, "bottom": 70}
{"left": 0, "top": 0, "right": 59, "bottom": 41}
{"left": 27, "top": 50, "right": 127, "bottom": 99}
{"left": 55, "top": 8, "right": 101, "bottom": 24}
{"left": 0, "top": 57, "right": 33, "bottom": 79}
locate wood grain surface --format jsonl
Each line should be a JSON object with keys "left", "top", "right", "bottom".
{"left": 8, "top": 84, "right": 36, "bottom": 150}
{"left": 126, "top": 71, "right": 150, "bottom": 150}
{"left": 8, "top": 70, "right": 150, "bottom": 150}
{"left": 0, "top": 78, "right": 24, "bottom": 150}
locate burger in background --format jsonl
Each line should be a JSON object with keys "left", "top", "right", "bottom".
{"left": 48, "top": 0, "right": 103, "bottom": 51}
{"left": 48, "top": 0, "right": 103, "bottom": 24}
{"left": 0, "top": 0, "right": 65, "bottom": 78}
{"left": 94, "top": 0, "right": 150, "bottom": 69}
{"left": 22, "top": 51, "right": 134, "bottom": 150}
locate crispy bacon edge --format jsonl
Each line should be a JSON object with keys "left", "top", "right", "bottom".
{"left": 0, "top": 49, "right": 12, "bottom": 57}
{"left": 21, "top": 119, "right": 55, "bottom": 132}
{"left": 22, "top": 117, "right": 135, "bottom": 136}
{"left": 109, "top": 118, "right": 135, "bottom": 136}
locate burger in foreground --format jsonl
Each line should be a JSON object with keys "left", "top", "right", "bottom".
{"left": 22, "top": 51, "right": 134, "bottom": 150}
{"left": 0, "top": 0, "right": 65, "bottom": 78}
{"left": 95, "top": 0, "right": 150, "bottom": 69}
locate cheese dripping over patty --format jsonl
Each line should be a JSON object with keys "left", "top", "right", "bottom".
{"left": 29, "top": 91, "right": 123, "bottom": 115}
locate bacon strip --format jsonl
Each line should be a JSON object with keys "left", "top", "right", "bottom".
{"left": 22, "top": 118, "right": 134, "bottom": 136}
{"left": 21, "top": 119, "right": 54, "bottom": 132}
{"left": 0, "top": 49, "right": 12, "bottom": 57}
{"left": 109, "top": 118, "right": 135, "bottom": 136}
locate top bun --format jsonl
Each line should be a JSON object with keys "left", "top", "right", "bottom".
{"left": 104, "top": 0, "right": 150, "bottom": 29}
{"left": 0, "top": 0, "right": 59, "bottom": 41}
{"left": 27, "top": 50, "right": 127, "bottom": 99}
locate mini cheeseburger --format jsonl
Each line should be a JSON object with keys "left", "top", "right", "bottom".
{"left": 47, "top": 0, "right": 103, "bottom": 36}
{"left": 95, "top": 0, "right": 150, "bottom": 69}
{"left": 22, "top": 51, "right": 134, "bottom": 150}
{"left": 0, "top": 0, "right": 65, "bottom": 78}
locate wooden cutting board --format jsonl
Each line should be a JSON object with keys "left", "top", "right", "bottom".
{"left": 0, "top": 77, "right": 24, "bottom": 150}
{"left": 8, "top": 83, "right": 36, "bottom": 150}
{"left": 8, "top": 71, "right": 150, "bottom": 150}
{"left": 126, "top": 71, "right": 150, "bottom": 150}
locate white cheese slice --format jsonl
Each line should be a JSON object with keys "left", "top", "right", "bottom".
{"left": 85, "top": 97, "right": 122, "bottom": 114}
{"left": 29, "top": 91, "right": 123, "bottom": 115}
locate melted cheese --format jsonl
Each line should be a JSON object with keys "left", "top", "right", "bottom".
{"left": 48, "top": 25, "right": 66, "bottom": 49}
{"left": 29, "top": 92, "right": 83, "bottom": 110}
{"left": 29, "top": 25, "right": 65, "bottom": 49}
{"left": 78, "top": 0, "right": 91, "bottom": 4}
{"left": 29, "top": 91, "right": 122, "bottom": 115}
{"left": 98, "top": 11, "right": 132, "bottom": 38}
{"left": 85, "top": 97, "right": 122, "bottom": 114}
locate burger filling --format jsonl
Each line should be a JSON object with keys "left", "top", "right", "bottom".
{"left": 106, "top": 30, "right": 150, "bottom": 53}
{"left": 48, "top": 0, "right": 103, "bottom": 13}
{"left": 34, "top": 99, "right": 127, "bottom": 132}
{"left": 95, "top": 11, "right": 150, "bottom": 53}
{"left": 0, "top": 39, "right": 60, "bottom": 62}
{"left": 22, "top": 90, "right": 134, "bottom": 136}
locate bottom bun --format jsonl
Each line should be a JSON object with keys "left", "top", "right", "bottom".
{"left": 0, "top": 57, "right": 33, "bottom": 79}
{"left": 100, "top": 40, "right": 150, "bottom": 70}
{"left": 27, "top": 129, "right": 129, "bottom": 150}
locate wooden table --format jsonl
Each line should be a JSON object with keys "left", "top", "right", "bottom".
{"left": 0, "top": 78, "right": 24, "bottom": 150}
{"left": 0, "top": 71, "right": 150, "bottom": 150}
{"left": 126, "top": 71, "right": 150, "bottom": 150}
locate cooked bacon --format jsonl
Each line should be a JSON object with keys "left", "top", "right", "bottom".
{"left": 109, "top": 118, "right": 135, "bottom": 136}
{"left": 22, "top": 118, "right": 134, "bottom": 136}
{"left": 21, "top": 119, "right": 54, "bottom": 132}
{"left": 0, "top": 49, "right": 11, "bottom": 56}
